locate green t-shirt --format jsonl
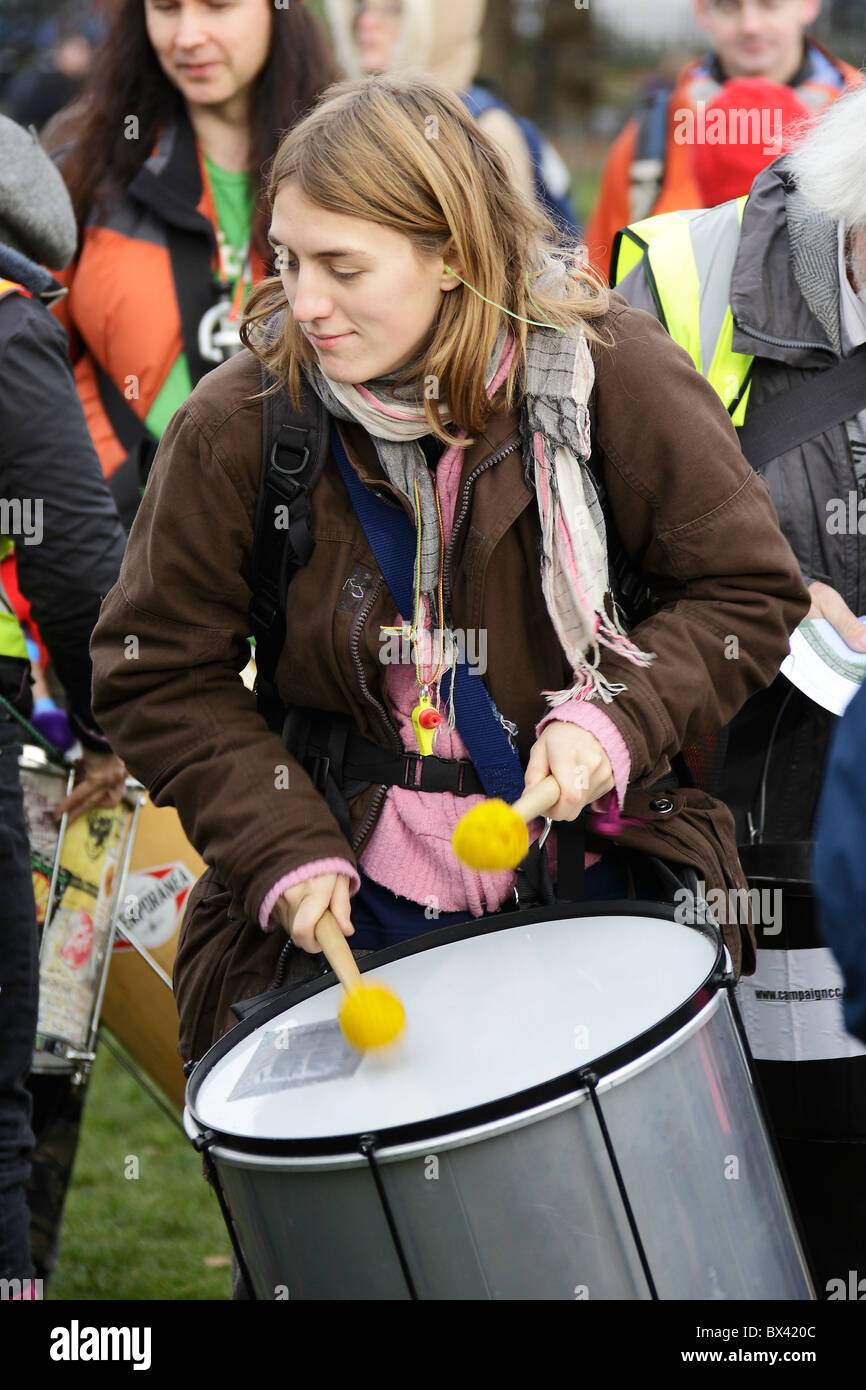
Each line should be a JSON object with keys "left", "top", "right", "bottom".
{"left": 145, "top": 156, "right": 256, "bottom": 439}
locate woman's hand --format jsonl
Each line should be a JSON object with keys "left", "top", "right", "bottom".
{"left": 55, "top": 749, "right": 128, "bottom": 821}
{"left": 272, "top": 873, "right": 354, "bottom": 954}
{"left": 524, "top": 723, "right": 613, "bottom": 820}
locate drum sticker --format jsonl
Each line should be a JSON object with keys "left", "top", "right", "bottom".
{"left": 37, "top": 805, "right": 129, "bottom": 1051}
{"left": 228, "top": 1021, "right": 363, "bottom": 1100}
{"left": 736, "top": 946, "right": 866, "bottom": 1063}
{"left": 20, "top": 765, "right": 66, "bottom": 925}
{"left": 115, "top": 863, "right": 197, "bottom": 951}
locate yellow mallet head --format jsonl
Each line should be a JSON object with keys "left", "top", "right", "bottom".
{"left": 452, "top": 798, "right": 529, "bottom": 871}
{"left": 338, "top": 980, "right": 406, "bottom": 1051}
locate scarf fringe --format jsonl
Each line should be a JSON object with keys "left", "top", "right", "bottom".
{"left": 543, "top": 670, "right": 629, "bottom": 707}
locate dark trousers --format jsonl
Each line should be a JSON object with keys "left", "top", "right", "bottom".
{"left": 0, "top": 715, "right": 38, "bottom": 1280}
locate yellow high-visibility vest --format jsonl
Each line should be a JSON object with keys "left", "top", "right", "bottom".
{"left": 612, "top": 196, "right": 755, "bottom": 426}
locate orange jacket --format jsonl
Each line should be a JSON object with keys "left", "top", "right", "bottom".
{"left": 54, "top": 114, "right": 267, "bottom": 480}
{"left": 585, "top": 41, "right": 861, "bottom": 279}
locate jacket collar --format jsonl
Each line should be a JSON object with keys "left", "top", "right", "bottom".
{"left": 0, "top": 242, "right": 65, "bottom": 306}
{"left": 126, "top": 112, "right": 215, "bottom": 244}
{"left": 337, "top": 405, "right": 523, "bottom": 521}
{"left": 730, "top": 159, "right": 839, "bottom": 367}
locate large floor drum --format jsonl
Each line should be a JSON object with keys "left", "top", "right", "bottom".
{"left": 185, "top": 904, "right": 814, "bottom": 1301}
{"left": 102, "top": 798, "right": 206, "bottom": 1107}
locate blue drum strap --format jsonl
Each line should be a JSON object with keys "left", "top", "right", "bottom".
{"left": 330, "top": 424, "right": 525, "bottom": 802}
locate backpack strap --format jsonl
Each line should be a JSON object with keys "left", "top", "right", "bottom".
{"left": 736, "top": 345, "right": 866, "bottom": 471}
{"left": 251, "top": 369, "right": 329, "bottom": 730}
{"left": 96, "top": 364, "right": 159, "bottom": 532}
{"left": 462, "top": 85, "right": 579, "bottom": 239}
{"left": 629, "top": 87, "right": 672, "bottom": 224}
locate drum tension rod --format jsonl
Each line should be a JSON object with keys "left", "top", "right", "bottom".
{"left": 194, "top": 1131, "right": 258, "bottom": 1302}
{"left": 576, "top": 1068, "right": 660, "bottom": 1302}
{"left": 359, "top": 1135, "right": 419, "bottom": 1301}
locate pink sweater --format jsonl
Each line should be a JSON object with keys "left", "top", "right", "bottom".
{"left": 259, "top": 435, "right": 631, "bottom": 929}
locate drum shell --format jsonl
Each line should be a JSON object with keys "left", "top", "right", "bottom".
{"left": 190, "top": 984, "right": 813, "bottom": 1301}
{"left": 20, "top": 749, "right": 141, "bottom": 1068}
{"left": 101, "top": 800, "right": 205, "bottom": 1108}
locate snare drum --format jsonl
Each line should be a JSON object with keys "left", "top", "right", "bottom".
{"left": 185, "top": 903, "right": 814, "bottom": 1301}
{"left": 21, "top": 747, "right": 143, "bottom": 1073}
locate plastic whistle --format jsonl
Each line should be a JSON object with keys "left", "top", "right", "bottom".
{"left": 411, "top": 691, "right": 441, "bottom": 756}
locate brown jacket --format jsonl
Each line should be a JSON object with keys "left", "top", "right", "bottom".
{"left": 91, "top": 297, "right": 809, "bottom": 1062}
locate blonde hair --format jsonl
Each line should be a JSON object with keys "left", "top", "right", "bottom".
{"left": 241, "top": 74, "right": 609, "bottom": 443}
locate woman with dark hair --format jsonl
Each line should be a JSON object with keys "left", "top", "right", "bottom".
{"left": 47, "top": 0, "right": 338, "bottom": 525}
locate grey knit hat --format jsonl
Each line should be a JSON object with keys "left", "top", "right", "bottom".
{"left": 0, "top": 115, "right": 77, "bottom": 270}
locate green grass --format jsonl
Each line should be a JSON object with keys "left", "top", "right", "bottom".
{"left": 46, "top": 1039, "right": 232, "bottom": 1301}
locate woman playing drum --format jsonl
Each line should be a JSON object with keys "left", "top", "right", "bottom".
{"left": 90, "top": 75, "right": 808, "bottom": 1071}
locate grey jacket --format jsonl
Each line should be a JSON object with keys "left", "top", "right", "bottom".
{"left": 620, "top": 158, "right": 865, "bottom": 610}
{"left": 619, "top": 159, "right": 866, "bottom": 852}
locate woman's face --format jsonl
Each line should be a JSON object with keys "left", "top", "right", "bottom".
{"left": 269, "top": 180, "right": 458, "bottom": 384}
{"left": 144, "top": 0, "right": 272, "bottom": 112}
{"left": 352, "top": 0, "right": 403, "bottom": 75}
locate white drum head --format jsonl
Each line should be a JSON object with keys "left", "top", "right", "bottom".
{"left": 192, "top": 913, "right": 717, "bottom": 1143}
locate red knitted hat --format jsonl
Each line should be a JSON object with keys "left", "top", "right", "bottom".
{"left": 689, "top": 77, "right": 813, "bottom": 208}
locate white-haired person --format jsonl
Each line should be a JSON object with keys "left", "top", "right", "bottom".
{"left": 616, "top": 77, "right": 866, "bottom": 1292}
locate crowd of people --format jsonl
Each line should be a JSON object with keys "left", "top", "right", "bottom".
{"left": 1, "top": 0, "right": 865, "bottom": 1301}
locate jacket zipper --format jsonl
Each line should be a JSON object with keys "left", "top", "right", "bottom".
{"left": 348, "top": 572, "right": 400, "bottom": 854}
{"left": 442, "top": 433, "right": 521, "bottom": 621}
{"left": 735, "top": 320, "right": 837, "bottom": 356}
{"left": 269, "top": 938, "right": 292, "bottom": 991}
{"left": 348, "top": 434, "right": 520, "bottom": 856}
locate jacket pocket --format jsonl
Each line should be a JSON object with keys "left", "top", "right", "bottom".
{"left": 173, "top": 866, "right": 271, "bottom": 1066}
{"left": 616, "top": 786, "right": 754, "bottom": 977}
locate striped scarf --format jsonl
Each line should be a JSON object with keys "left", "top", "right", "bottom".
{"left": 304, "top": 303, "right": 654, "bottom": 707}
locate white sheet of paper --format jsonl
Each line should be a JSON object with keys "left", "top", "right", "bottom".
{"left": 780, "top": 617, "right": 866, "bottom": 716}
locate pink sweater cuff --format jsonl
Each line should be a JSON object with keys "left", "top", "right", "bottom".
{"left": 536, "top": 700, "right": 631, "bottom": 810}
{"left": 258, "top": 858, "right": 361, "bottom": 931}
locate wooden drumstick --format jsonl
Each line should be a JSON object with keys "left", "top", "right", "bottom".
{"left": 314, "top": 909, "right": 405, "bottom": 1051}
{"left": 314, "top": 910, "right": 366, "bottom": 993}
{"left": 452, "top": 774, "right": 561, "bottom": 872}
{"left": 510, "top": 775, "right": 561, "bottom": 823}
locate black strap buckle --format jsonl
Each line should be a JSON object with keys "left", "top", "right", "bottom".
{"left": 249, "top": 592, "right": 279, "bottom": 634}
{"left": 270, "top": 432, "right": 310, "bottom": 479}
{"left": 401, "top": 752, "right": 421, "bottom": 788}
{"left": 307, "top": 752, "right": 331, "bottom": 790}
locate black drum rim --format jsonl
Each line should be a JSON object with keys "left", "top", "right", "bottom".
{"left": 185, "top": 900, "right": 723, "bottom": 1159}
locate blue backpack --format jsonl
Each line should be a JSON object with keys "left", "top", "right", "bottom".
{"left": 463, "top": 85, "right": 580, "bottom": 240}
